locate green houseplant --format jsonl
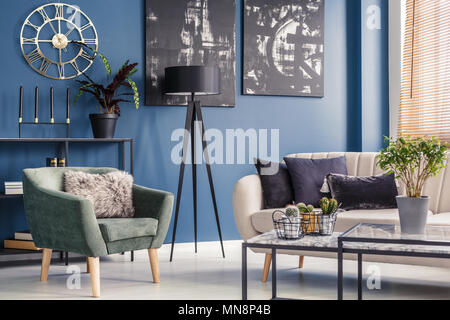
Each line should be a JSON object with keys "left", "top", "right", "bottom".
{"left": 377, "top": 136, "right": 448, "bottom": 234}
{"left": 73, "top": 42, "right": 139, "bottom": 138}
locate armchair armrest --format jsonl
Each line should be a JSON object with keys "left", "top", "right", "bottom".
{"left": 23, "top": 176, "right": 108, "bottom": 257}
{"left": 233, "top": 174, "right": 264, "bottom": 241}
{"left": 132, "top": 184, "right": 174, "bottom": 248}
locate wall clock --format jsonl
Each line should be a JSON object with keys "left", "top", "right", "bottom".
{"left": 20, "top": 3, "right": 98, "bottom": 80}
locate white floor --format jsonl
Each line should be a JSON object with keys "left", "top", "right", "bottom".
{"left": 0, "top": 240, "right": 449, "bottom": 300}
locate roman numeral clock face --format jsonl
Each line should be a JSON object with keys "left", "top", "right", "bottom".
{"left": 20, "top": 3, "right": 98, "bottom": 80}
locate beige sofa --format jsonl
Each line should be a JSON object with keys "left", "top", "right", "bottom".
{"left": 233, "top": 152, "right": 450, "bottom": 281}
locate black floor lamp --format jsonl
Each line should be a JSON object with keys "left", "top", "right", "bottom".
{"left": 164, "top": 66, "right": 225, "bottom": 261}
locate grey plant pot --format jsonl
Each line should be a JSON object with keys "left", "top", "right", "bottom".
{"left": 396, "top": 196, "right": 429, "bottom": 234}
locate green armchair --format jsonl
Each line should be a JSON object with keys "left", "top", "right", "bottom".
{"left": 22, "top": 167, "right": 174, "bottom": 298}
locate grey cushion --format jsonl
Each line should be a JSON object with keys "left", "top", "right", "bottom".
{"left": 98, "top": 218, "right": 158, "bottom": 242}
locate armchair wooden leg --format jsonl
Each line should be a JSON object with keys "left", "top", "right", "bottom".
{"left": 87, "top": 257, "right": 100, "bottom": 298}
{"left": 299, "top": 256, "right": 305, "bottom": 269}
{"left": 86, "top": 257, "right": 90, "bottom": 273}
{"left": 262, "top": 253, "right": 272, "bottom": 283}
{"left": 40, "top": 249, "right": 52, "bottom": 282}
{"left": 148, "top": 248, "right": 160, "bottom": 283}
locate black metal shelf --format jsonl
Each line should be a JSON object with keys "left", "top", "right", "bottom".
{"left": 0, "top": 138, "right": 133, "bottom": 142}
{"left": 0, "top": 193, "right": 23, "bottom": 199}
{"left": 0, "top": 248, "right": 40, "bottom": 255}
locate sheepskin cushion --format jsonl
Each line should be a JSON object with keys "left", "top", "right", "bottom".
{"left": 64, "top": 170, "right": 135, "bottom": 218}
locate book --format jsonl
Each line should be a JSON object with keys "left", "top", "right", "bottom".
{"left": 5, "top": 181, "right": 22, "bottom": 186}
{"left": 4, "top": 189, "right": 23, "bottom": 195}
{"left": 14, "top": 231, "right": 33, "bottom": 241}
{"left": 4, "top": 240, "right": 41, "bottom": 251}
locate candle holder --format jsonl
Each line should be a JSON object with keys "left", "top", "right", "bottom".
{"left": 18, "top": 86, "right": 71, "bottom": 138}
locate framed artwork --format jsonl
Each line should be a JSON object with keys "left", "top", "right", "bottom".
{"left": 145, "top": 0, "right": 236, "bottom": 107}
{"left": 243, "top": 0, "right": 325, "bottom": 97}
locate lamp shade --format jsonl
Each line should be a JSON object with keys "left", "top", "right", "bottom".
{"left": 164, "top": 66, "right": 220, "bottom": 96}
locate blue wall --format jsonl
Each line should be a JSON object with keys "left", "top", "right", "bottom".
{"left": 0, "top": 0, "right": 388, "bottom": 246}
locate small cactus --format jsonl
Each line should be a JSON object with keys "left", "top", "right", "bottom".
{"left": 320, "top": 197, "right": 339, "bottom": 214}
{"left": 328, "top": 199, "right": 338, "bottom": 214}
{"left": 297, "top": 202, "right": 313, "bottom": 213}
{"left": 285, "top": 206, "right": 299, "bottom": 218}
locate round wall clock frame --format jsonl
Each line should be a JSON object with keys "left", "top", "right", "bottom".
{"left": 20, "top": 3, "right": 98, "bottom": 80}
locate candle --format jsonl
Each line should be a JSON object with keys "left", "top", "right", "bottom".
{"left": 66, "top": 88, "right": 70, "bottom": 123}
{"left": 34, "top": 86, "right": 39, "bottom": 123}
{"left": 50, "top": 87, "right": 54, "bottom": 123}
{"left": 19, "top": 86, "right": 23, "bottom": 123}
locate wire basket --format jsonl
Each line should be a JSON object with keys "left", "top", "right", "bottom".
{"left": 300, "top": 210, "right": 341, "bottom": 236}
{"left": 272, "top": 210, "right": 304, "bottom": 240}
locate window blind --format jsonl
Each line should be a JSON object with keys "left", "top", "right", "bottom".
{"left": 398, "top": 0, "right": 450, "bottom": 142}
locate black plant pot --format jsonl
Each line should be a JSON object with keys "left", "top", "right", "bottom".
{"left": 89, "top": 113, "right": 118, "bottom": 139}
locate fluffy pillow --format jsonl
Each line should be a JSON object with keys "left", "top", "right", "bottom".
{"left": 64, "top": 171, "right": 135, "bottom": 218}
{"left": 255, "top": 159, "right": 294, "bottom": 209}
{"left": 327, "top": 173, "right": 398, "bottom": 210}
{"left": 283, "top": 156, "right": 348, "bottom": 207}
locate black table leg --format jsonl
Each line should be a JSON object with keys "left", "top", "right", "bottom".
{"left": 59, "top": 251, "right": 64, "bottom": 261}
{"left": 338, "top": 239, "right": 343, "bottom": 300}
{"left": 242, "top": 245, "right": 247, "bottom": 300}
{"left": 131, "top": 250, "right": 134, "bottom": 262}
{"left": 121, "top": 141, "right": 125, "bottom": 171}
{"left": 64, "top": 141, "right": 69, "bottom": 166}
{"left": 358, "top": 253, "right": 363, "bottom": 300}
{"left": 272, "top": 248, "right": 277, "bottom": 299}
{"left": 65, "top": 251, "right": 69, "bottom": 266}
{"left": 130, "top": 139, "right": 134, "bottom": 176}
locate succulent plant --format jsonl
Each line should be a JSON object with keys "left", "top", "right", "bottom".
{"left": 297, "top": 203, "right": 314, "bottom": 213}
{"left": 285, "top": 206, "right": 299, "bottom": 218}
{"left": 320, "top": 197, "right": 339, "bottom": 215}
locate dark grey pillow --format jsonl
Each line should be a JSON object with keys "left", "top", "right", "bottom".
{"left": 283, "top": 156, "right": 348, "bottom": 207}
{"left": 255, "top": 159, "right": 294, "bottom": 209}
{"left": 327, "top": 173, "right": 398, "bottom": 210}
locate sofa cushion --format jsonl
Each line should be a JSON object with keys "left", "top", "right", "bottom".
{"left": 427, "top": 212, "right": 450, "bottom": 226}
{"left": 251, "top": 209, "right": 280, "bottom": 233}
{"left": 327, "top": 173, "right": 398, "bottom": 210}
{"left": 251, "top": 208, "right": 434, "bottom": 234}
{"left": 97, "top": 218, "right": 158, "bottom": 242}
{"left": 284, "top": 156, "right": 347, "bottom": 207}
{"left": 255, "top": 159, "right": 294, "bottom": 209}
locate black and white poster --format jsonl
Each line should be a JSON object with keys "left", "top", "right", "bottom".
{"left": 145, "top": 0, "right": 236, "bottom": 107}
{"left": 243, "top": 0, "right": 324, "bottom": 97}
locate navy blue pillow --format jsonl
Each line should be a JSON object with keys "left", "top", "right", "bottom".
{"left": 255, "top": 159, "right": 294, "bottom": 209}
{"left": 283, "top": 156, "right": 348, "bottom": 207}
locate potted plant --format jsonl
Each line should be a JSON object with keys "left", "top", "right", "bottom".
{"left": 73, "top": 43, "right": 139, "bottom": 138}
{"left": 377, "top": 137, "right": 448, "bottom": 234}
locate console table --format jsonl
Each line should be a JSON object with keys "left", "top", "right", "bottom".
{"left": 0, "top": 138, "right": 134, "bottom": 263}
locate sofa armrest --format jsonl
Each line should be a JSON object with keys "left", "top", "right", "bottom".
{"left": 22, "top": 179, "right": 108, "bottom": 257}
{"left": 132, "top": 184, "right": 174, "bottom": 248}
{"left": 233, "top": 174, "right": 264, "bottom": 241}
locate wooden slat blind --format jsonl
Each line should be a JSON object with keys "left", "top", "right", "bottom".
{"left": 398, "top": 0, "right": 450, "bottom": 142}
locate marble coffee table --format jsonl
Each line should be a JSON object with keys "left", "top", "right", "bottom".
{"left": 338, "top": 223, "right": 450, "bottom": 300}
{"left": 242, "top": 224, "right": 450, "bottom": 300}
{"left": 242, "top": 230, "right": 341, "bottom": 300}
